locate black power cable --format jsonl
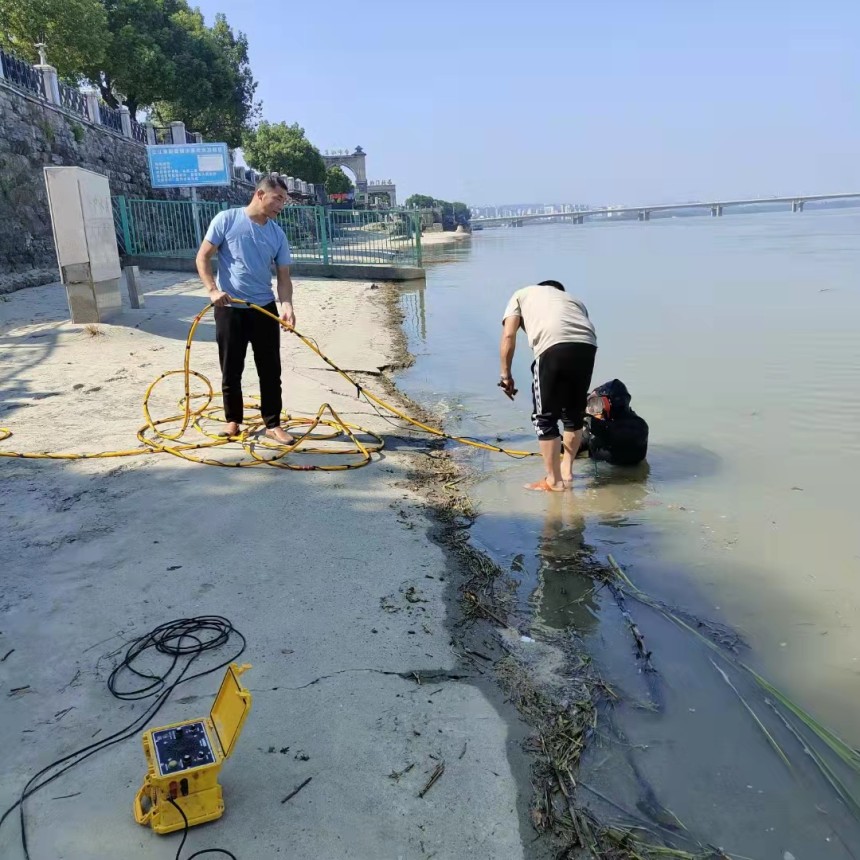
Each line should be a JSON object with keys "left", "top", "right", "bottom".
{"left": 0, "top": 616, "right": 246, "bottom": 860}
{"left": 167, "top": 798, "right": 237, "bottom": 860}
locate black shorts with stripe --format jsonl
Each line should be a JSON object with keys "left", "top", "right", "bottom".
{"left": 531, "top": 342, "right": 597, "bottom": 440}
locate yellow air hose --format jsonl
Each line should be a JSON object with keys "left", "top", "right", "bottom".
{"left": 0, "top": 300, "right": 540, "bottom": 470}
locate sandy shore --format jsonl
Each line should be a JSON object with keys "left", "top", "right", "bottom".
{"left": 420, "top": 231, "right": 472, "bottom": 248}
{"left": 0, "top": 273, "right": 534, "bottom": 858}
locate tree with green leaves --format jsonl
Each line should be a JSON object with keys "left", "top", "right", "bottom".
{"left": 150, "top": 11, "right": 259, "bottom": 147}
{"left": 86, "top": 1, "right": 259, "bottom": 147}
{"left": 325, "top": 166, "right": 354, "bottom": 195}
{"left": 0, "top": 0, "right": 259, "bottom": 147}
{"left": 405, "top": 194, "right": 471, "bottom": 228}
{"left": 0, "top": 0, "right": 108, "bottom": 76}
{"left": 405, "top": 194, "right": 437, "bottom": 210}
{"left": 242, "top": 121, "right": 326, "bottom": 184}
{"left": 451, "top": 201, "right": 470, "bottom": 221}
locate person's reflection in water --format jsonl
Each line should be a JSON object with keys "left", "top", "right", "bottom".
{"left": 532, "top": 493, "right": 596, "bottom": 633}
{"left": 532, "top": 463, "right": 651, "bottom": 633}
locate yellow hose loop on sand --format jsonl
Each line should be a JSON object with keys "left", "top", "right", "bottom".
{"left": 0, "top": 300, "right": 539, "bottom": 470}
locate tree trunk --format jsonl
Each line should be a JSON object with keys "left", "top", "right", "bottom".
{"left": 100, "top": 73, "right": 120, "bottom": 109}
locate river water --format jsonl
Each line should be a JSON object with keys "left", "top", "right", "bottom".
{"left": 398, "top": 210, "right": 860, "bottom": 858}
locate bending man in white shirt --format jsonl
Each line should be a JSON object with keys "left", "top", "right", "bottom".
{"left": 499, "top": 279, "right": 598, "bottom": 492}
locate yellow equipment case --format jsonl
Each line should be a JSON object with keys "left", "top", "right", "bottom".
{"left": 134, "top": 663, "right": 252, "bottom": 835}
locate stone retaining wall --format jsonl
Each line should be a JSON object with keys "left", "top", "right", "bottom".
{"left": 0, "top": 81, "right": 254, "bottom": 293}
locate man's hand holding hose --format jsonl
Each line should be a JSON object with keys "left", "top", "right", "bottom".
{"left": 197, "top": 240, "right": 231, "bottom": 309}
{"left": 279, "top": 301, "right": 296, "bottom": 329}
{"left": 208, "top": 288, "right": 231, "bottom": 307}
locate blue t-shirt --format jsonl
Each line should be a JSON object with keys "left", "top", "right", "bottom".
{"left": 204, "top": 208, "right": 292, "bottom": 306}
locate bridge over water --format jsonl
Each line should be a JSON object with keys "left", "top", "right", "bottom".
{"left": 471, "top": 193, "right": 860, "bottom": 226}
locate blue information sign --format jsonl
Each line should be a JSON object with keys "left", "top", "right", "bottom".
{"left": 147, "top": 143, "right": 230, "bottom": 188}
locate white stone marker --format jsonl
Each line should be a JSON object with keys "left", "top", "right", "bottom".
{"left": 124, "top": 265, "right": 145, "bottom": 309}
{"left": 44, "top": 167, "right": 122, "bottom": 323}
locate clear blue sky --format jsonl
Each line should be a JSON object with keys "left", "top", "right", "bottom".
{"left": 193, "top": 0, "right": 859, "bottom": 206}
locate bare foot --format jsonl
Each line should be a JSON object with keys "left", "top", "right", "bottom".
{"left": 220, "top": 421, "right": 240, "bottom": 437}
{"left": 524, "top": 477, "right": 566, "bottom": 492}
{"left": 265, "top": 426, "right": 296, "bottom": 445}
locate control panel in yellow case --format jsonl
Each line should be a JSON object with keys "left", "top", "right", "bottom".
{"left": 134, "top": 663, "right": 252, "bottom": 835}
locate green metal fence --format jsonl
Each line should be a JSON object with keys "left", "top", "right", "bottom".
{"left": 113, "top": 197, "right": 225, "bottom": 257}
{"left": 112, "top": 197, "right": 423, "bottom": 268}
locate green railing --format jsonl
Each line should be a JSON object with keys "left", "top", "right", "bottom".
{"left": 112, "top": 197, "right": 423, "bottom": 268}
{"left": 113, "top": 197, "right": 225, "bottom": 257}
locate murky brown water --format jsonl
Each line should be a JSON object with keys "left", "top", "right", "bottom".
{"left": 400, "top": 209, "right": 860, "bottom": 857}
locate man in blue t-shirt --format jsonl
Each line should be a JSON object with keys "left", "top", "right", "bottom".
{"left": 195, "top": 175, "right": 296, "bottom": 444}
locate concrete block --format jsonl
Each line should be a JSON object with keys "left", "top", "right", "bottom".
{"left": 124, "top": 264, "right": 144, "bottom": 308}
